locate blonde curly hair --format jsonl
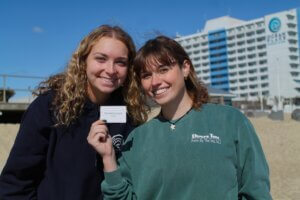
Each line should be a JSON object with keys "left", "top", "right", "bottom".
{"left": 35, "top": 25, "right": 136, "bottom": 126}
{"left": 126, "top": 36, "right": 209, "bottom": 124}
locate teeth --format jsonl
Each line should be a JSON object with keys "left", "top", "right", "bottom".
{"left": 153, "top": 88, "right": 168, "bottom": 96}
{"left": 101, "top": 77, "right": 116, "bottom": 82}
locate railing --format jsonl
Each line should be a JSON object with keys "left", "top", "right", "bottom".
{"left": 0, "top": 74, "right": 45, "bottom": 103}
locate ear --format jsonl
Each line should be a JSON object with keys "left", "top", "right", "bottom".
{"left": 182, "top": 60, "right": 191, "bottom": 79}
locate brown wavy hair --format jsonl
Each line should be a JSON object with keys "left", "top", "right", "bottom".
{"left": 126, "top": 35, "right": 209, "bottom": 124}
{"left": 35, "top": 25, "right": 136, "bottom": 126}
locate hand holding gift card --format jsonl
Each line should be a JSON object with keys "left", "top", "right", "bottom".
{"left": 100, "top": 106, "right": 127, "bottom": 123}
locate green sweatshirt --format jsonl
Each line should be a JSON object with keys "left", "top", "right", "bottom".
{"left": 102, "top": 104, "right": 272, "bottom": 200}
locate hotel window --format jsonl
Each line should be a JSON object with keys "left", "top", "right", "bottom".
{"left": 260, "top": 67, "right": 268, "bottom": 72}
{"left": 250, "top": 92, "right": 258, "bottom": 96}
{"left": 246, "top": 31, "right": 255, "bottom": 37}
{"left": 240, "top": 93, "right": 248, "bottom": 98}
{"left": 229, "top": 72, "right": 237, "bottom": 77}
{"left": 290, "top": 63, "right": 299, "bottom": 69}
{"left": 259, "top": 60, "right": 267, "bottom": 65}
{"left": 238, "top": 56, "right": 246, "bottom": 61}
{"left": 228, "top": 42, "right": 235, "bottom": 47}
{"left": 238, "top": 63, "right": 247, "bottom": 68}
{"left": 262, "top": 91, "right": 269, "bottom": 96}
{"left": 287, "top": 31, "right": 297, "bottom": 37}
{"left": 290, "top": 55, "right": 298, "bottom": 60}
{"left": 239, "top": 70, "right": 247, "bottom": 75}
{"left": 256, "top": 22, "right": 265, "bottom": 27}
{"left": 246, "top": 24, "right": 254, "bottom": 30}
{"left": 201, "top": 41, "right": 208, "bottom": 46}
{"left": 287, "top": 23, "right": 296, "bottom": 28}
{"left": 248, "top": 69, "right": 257, "bottom": 74}
{"left": 247, "top": 46, "right": 256, "bottom": 51}
{"left": 194, "top": 56, "right": 201, "bottom": 61}
{"left": 257, "top": 36, "right": 266, "bottom": 42}
{"left": 286, "top": 14, "right": 295, "bottom": 20}
{"left": 258, "top": 52, "right": 267, "bottom": 57}
{"left": 256, "top": 29, "right": 265, "bottom": 34}
{"left": 240, "top": 86, "right": 248, "bottom": 90}
{"left": 237, "top": 41, "right": 245, "bottom": 46}
{"left": 193, "top": 43, "right": 200, "bottom": 48}
{"left": 288, "top": 39, "right": 297, "bottom": 44}
{"left": 247, "top": 54, "right": 256, "bottom": 59}
{"left": 227, "top": 35, "right": 235, "bottom": 40}
{"left": 291, "top": 72, "right": 300, "bottom": 77}
{"left": 185, "top": 44, "right": 192, "bottom": 49}
{"left": 237, "top": 48, "right": 246, "bottom": 53}
{"left": 249, "top": 76, "right": 258, "bottom": 81}
{"left": 229, "top": 65, "right": 237, "bottom": 69}
{"left": 239, "top": 78, "right": 247, "bottom": 82}
{"left": 257, "top": 44, "right": 266, "bottom": 50}
{"left": 228, "top": 50, "right": 236, "bottom": 55}
{"left": 261, "top": 75, "right": 268, "bottom": 80}
{"left": 237, "top": 33, "right": 245, "bottom": 39}
{"left": 248, "top": 61, "right": 257, "bottom": 66}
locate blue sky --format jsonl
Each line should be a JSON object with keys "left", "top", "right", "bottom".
{"left": 0, "top": 0, "right": 299, "bottom": 100}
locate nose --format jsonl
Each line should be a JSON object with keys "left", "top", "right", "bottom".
{"left": 106, "top": 62, "right": 116, "bottom": 74}
{"left": 151, "top": 73, "right": 161, "bottom": 87}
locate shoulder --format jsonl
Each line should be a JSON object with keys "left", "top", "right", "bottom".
{"left": 23, "top": 90, "right": 54, "bottom": 122}
{"left": 30, "top": 90, "right": 54, "bottom": 108}
{"left": 201, "top": 103, "right": 245, "bottom": 118}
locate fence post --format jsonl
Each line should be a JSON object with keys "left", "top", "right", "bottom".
{"left": 2, "top": 75, "right": 6, "bottom": 103}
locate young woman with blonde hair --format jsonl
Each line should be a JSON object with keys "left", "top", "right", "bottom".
{"left": 0, "top": 25, "right": 136, "bottom": 200}
{"left": 88, "top": 36, "right": 272, "bottom": 199}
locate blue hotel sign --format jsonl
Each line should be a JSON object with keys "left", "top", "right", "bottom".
{"left": 267, "top": 17, "right": 286, "bottom": 45}
{"left": 269, "top": 17, "right": 281, "bottom": 33}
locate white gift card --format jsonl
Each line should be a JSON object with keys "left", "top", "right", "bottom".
{"left": 100, "top": 106, "right": 127, "bottom": 123}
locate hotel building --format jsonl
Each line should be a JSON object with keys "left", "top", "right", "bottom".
{"left": 175, "top": 8, "right": 300, "bottom": 111}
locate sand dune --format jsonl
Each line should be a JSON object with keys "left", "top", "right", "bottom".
{"left": 0, "top": 116, "right": 299, "bottom": 199}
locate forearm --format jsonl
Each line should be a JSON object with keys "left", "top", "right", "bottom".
{"left": 102, "top": 155, "right": 118, "bottom": 172}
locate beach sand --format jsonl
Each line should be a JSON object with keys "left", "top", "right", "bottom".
{"left": 0, "top": 115, "right": 299, "bottom": 199}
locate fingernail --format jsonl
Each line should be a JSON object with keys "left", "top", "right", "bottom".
{"left": 102, "top": 119, "right": 107, "bottom": 123}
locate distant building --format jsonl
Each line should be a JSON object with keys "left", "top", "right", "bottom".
{"left": 176, "top": 8, "right": 300, "bottom": 111}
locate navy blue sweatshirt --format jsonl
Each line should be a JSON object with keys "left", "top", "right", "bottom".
{"left": 0, "top": 91, "right": 134, "bottom": 200}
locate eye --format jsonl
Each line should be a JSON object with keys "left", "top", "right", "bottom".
{"left": 95, "top": 56, "right": 106, "bottom": 63}
{"left": 115, "top": 60, "right": 128, "bottom": 67}
{"left": 141, "top": 72, "right": 152, "bottom": 80}
{"left": 158, "top": 66, "right": 170, "bottom": 74}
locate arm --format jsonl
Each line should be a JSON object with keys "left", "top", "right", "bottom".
{"left": 88, "top": 122, "right": 136, "bottom": 200}
{"left": 236, "top": 114, "right": 272, "bottom": 200}
{"left": 0, "top": 95, "right": 52, "bottom": 199}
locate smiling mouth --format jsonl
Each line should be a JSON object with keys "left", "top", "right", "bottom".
{"left": 99, "top": 76, "right": 118, "bottom": 84}
{"left": 152, "top": 87, "right": 169, "bottom": 96}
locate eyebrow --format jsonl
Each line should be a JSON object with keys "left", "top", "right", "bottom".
{"left": 92, "top": 52, "right": 128, "bottom": 60}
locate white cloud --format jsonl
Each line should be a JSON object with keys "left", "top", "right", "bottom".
{"left": 32, "top": 26, "right": 44, "bottom": 33}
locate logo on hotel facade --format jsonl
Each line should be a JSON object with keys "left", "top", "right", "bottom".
{"left": 269, "top": 17, "right": 281, "bottom": 33}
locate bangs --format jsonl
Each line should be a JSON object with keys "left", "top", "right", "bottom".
{"left": 134, "top": 45, "right": 176, "bottom": 75}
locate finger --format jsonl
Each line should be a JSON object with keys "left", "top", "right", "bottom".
{"left": 88, "top": 131, "right": 107, "bottom": 144}
{"left": 92, "top": 120, "right": 107, "bottom": 127}
{"left": 93, "top": 126, "right": 108, "bottom": 135}
{"left": 95, "top": 132, "right": 109, "bottom": 143}
{"left": 89, "top": 124, "right": 108, "bottom": 139}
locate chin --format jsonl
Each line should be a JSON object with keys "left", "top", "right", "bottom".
{"left": 98, "top": 86, "right": 119, "bottom": 94}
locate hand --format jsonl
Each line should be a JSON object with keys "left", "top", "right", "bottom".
{"left": 87, "top": 120, "right": 117, "bottom": 171}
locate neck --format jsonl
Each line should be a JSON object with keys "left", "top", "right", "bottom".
{"left": 87, "top": 85, "right": 110, "bottom": 105}
{"left": 161, "top": 90, "right": 193, "bottom": 120}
